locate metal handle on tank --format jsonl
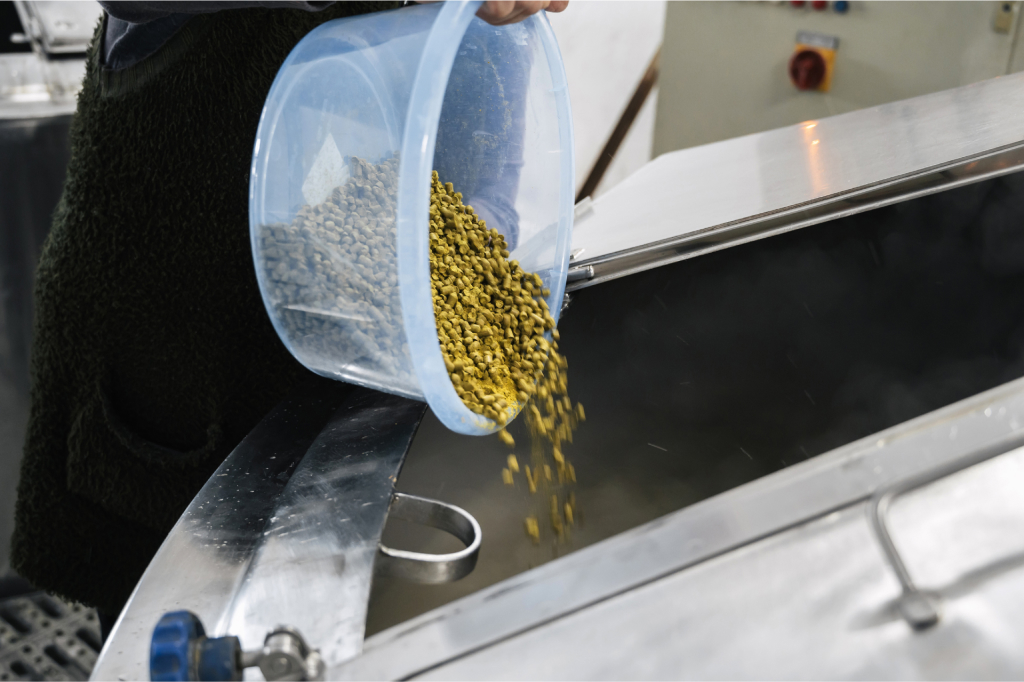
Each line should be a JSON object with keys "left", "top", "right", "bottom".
{"left": 869, "top": 437, "right": 1024, "bottom": 630}
{"left": 376, "top": 492, "right": 482, "bottom": 583}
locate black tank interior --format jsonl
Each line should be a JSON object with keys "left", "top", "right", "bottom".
{"left": 367, "top": 169, "right": 1024, "bottom": 634}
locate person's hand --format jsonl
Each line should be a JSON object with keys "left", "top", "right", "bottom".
{"left": 476, "top": 1, "right": 569, "bottom": 25}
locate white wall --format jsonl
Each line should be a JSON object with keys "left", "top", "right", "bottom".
{"left": 548, "top": 1, "right": 666, "bottom": 198}
{"left": 654, "top": 1, "right": 1024, "bottom": 154}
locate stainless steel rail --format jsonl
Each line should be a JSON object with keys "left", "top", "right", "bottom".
{"left": 567, "top": 71, "right": 1024, "bottom": 290}
{"left": 569, "top": 141, "right": 1024, "bottom": 291}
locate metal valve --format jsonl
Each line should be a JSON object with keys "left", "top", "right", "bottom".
{"left": 150, "top": 611, "right": 323, "bottom": 681}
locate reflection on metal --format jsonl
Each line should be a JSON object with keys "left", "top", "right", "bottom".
{"left": 92, "top": 48, "right": 1024, "bottom": 682}
{"left": 144, "top": 488, "right": 482, "bottom": 682}
{"left": 569, "top": 71, "right": 1024, "bottom": 290}
{"left": 335, "top": 375, "right": 1024, "bottom": 679}
{"left": 219, "top": 389, "right": 423, "bottom": 669}
{"left": 569, "top": 140, "right": 1024, "bottom": 292}
{"left": 91, "top": 387, "right": 434, "bottom": 681}
{"left": 413, "top": 448, "right": 1024, "bottom": 679}
{"left": 869, "top": 436, "right": 1020, "bottom": 631}
{"left": 376, "top": 493, "right": 481, "bottom": 585}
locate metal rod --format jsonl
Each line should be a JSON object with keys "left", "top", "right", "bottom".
{"left": 868, "top": 436, "right": 1024, "bottom": 630}
{"left": 576, "top": 46, "right": 661, "bottom": 203}
{"left": 568, "top": 140, "right": 1024, "bottom": 292}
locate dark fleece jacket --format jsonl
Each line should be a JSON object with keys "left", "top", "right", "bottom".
{"left": 12, "top": 2, "right": 397, "bottom": 615}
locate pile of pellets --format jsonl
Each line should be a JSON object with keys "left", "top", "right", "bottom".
{"left": 259, "top": 156, "right": 584, "bottom": 545}
{"left": 428, "top": 171, "right": 584, "bottom": 543}
{"left": 257, "top": 155, "right": 413, "bottom": 385}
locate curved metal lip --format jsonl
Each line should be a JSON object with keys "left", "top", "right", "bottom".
{"left": 377, "top": 535, "right": 481, "bottom": 565}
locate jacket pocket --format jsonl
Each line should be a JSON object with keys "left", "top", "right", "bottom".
{"left": 66, "top": 381, "right": 224, "bottom": 532}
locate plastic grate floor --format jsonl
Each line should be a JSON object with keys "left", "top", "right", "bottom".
{"left": 0, "top": 593, "right": 100, "bottom": 681}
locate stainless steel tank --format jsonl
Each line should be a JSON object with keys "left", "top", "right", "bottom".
{"left": 95, "top": 71, "right": 1024, "bottom": 680}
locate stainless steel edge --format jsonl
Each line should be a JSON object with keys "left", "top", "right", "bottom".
{"left": 418, "top": 449, "right": 1024, "bottom": 679}
{"left": 91, "top": 386, "right": 428, "bottom": 681}
{"left": 221, "top": 390, "right": 427, "bottom": 669}
{"left": 569, "top": 72, "right": 1024, "bottom": 286}
{"left": 334, "top": 374, "right": 1024, "bottom": 680}
{"left": 91, "top": 387, "right": 345, "bottom": 681}
{"left": 567, "top": 140, "right": 1024, "bottom": 292}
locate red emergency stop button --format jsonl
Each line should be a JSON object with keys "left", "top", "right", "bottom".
{"left": 811, "top": 0, "right": 828, "bottom": 9}
{"left": 789, "top": 49, "right": 826, "bottom": 90}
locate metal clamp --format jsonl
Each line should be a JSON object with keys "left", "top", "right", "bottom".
{"left": 869, "top": 441, "right": 1014, "bottom": 630}
{"left": 375, "top": 492, "right": 481, "bottom": 584}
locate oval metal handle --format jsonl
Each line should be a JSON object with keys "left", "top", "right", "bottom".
{"left": 375, "top": 492, "right": 481, "bottom": 584}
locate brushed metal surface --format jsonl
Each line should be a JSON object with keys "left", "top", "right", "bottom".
{"left": 221, "top": 391, "right": 426, "bottom": 670}
{"left": 336, "top": 374, "right": 1024, "bottom": 680}
{"left": 570, "top": 72, "right": 1024, "bottom": 286}
{"left": 420, "top": 448, "right": 1024, "bottom": 679}
{"left": 568, "top": 141, "right": 1024, "bottom": 291}
{"left": 90, "top": 386, "right": 427, "bottom": 681}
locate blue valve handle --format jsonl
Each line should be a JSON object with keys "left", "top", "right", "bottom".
{"left": 151, "top": 610, "right": 241, "bottom": 681}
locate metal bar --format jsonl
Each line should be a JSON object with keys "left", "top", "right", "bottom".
{"left": 568, "top": 140, "right": 1024, "bottom": 291}
{"left": 575, "top": 46, "right": 661, "bottom": 203}
{"left": 868, "top": 438, "right": 1018, "bottom": 630}
{"left": 569, "top": 72, "right": 1024, "bottom": 273}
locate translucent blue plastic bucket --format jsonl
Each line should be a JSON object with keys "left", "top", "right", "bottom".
{"left": 249, "top": 2, "right": 574, "bottom": 435}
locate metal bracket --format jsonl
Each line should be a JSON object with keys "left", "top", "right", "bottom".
{"left": 245, "top": 626, "right": 324, "bottom": 682}
{"left": 375, "top": 492, "right": 481, "bottom": 584}
{"left": 868, "top": 440, "right": 1015, "bottom": 630}
{"left": 566, "top": 265, "right": 594, "bottom": 283}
